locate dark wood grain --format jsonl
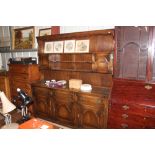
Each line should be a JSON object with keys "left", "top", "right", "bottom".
{"left": 108, "top": 78, "right": 155, "bottom": 129}
{"left": 32, "top": 82, "right": 110, "bottom": 128}
{"left": 8, "top": 64, "right": 40, "bottom": 114}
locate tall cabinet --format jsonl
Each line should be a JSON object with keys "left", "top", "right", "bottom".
{"left": 108, "top": 26, "right": 155, "bottom": 129}
{"left": 32, "top": 30, "right": 114, "bottom": 128}
{"left": 114, "top": 26, "right": 155, "bottom": 82}
{"left": 8, "top": 64, "right": 40, "bottom": 115}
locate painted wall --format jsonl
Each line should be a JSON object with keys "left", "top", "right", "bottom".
{"left": 0, "top": 54, "right": 2, "bottom": 69}
{"left": 0, "top": 26, "right": 114, "bottom": 70}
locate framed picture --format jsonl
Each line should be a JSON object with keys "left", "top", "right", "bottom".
{"left": 53, "top": 41, "right": 63, "bottom": 53}
{"left": 44, "top": 42, "right": 54, "bottom": 53}
{"left": 64, "top": 40, "right": 75, "bottom": 53}
{"left": 75, "top": 39, "right": 89, "bottom": 53}
{"left": 39, "top": 28, "right": 51, "bottom": 36}
{"left": 12, "top": 26, "right": 35, "bottom": 49}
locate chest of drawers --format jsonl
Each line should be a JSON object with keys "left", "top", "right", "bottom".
{"left": 108, "top": 79, "right": 155, "bottom": 129}
{"left": 8, "top": 64, "right": 40, "bottom": 107}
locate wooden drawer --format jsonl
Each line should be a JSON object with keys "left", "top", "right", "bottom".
{"left": 110, "top": 102, "right": 145, "bottom": 116}
{"left": 143, "top": 117, "right": 155, "bottom": 128}
{"left": 9, "top": 65, "right": 29, "bottom": 74}
{"left": 108, "top": 121, "right": 144, "bottom": 129}
{"left": 143, "top": 105, "right": 155, "bottom": 117}
{"left": 33, "top": 87, "right": 49, "bottom": 97}
{"left": 9, "top": 73, "right": 29, "bottom": 82}
{"left": 53, "top": 89, "right": 70, "bottom": 103}
{"left": 78, "top": 93, "right": 105, "bottom": 107}
{"left": 10, "top": 81, "right": 31, "bottom": 97}
{"left": 108, "top": 113, "right": 145, "bottom": 129}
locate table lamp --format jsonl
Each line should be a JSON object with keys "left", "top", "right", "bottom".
{"left": 0, "top": 91, "right": 19, "bottom": 128}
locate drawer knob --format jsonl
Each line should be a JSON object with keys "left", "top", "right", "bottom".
{"left": 96, "top": 99, "right": 101, "bottom": 104}
{"left": 122, "top": 114, "right": 128, "bottom": 119}
{"left": 121, "top": 123, "right": 128, "bottom": 129}
{"left": 122, "top": 105, "right": 129, "bottom": 110}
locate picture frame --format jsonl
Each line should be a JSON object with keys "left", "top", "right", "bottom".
{"left": 39, "top": 28, "right": 51, "bottom": 36}
{"left": 64, "top": 40, "right": 75, "bottom": 53}
{"left": 44, "top": 42, "right": 54, "bottom": 53}
{"left": 53, "top": 41, "right": 63, "bottom": 53}
{"left": 75, "top": 39, "right": 89, "bottom": 53}
{"left": 12, "top": 26, "right": 35, "bottom": 49}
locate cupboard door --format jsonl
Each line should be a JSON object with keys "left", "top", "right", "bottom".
{"left": 53, "top": 89, "right": 73, "bottom": 127}
{"left": 78, "top": 94, "right": 107, "bottom": 128}
{"left": 33, "top": 87, "right": 52, "bottom": 119}
{"left": 115, "top": 26, "right": 149, "bottom": 80}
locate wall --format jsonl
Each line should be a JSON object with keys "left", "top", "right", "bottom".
{"left": 0, "top": 26, "right": 114, "bottom": 70}
{"left": 0, "top": 54, "right": 2, "bottom": 69}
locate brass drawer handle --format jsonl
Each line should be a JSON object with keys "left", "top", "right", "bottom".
{"left": 121, "top": 123, "right": 128, "bottom": 128}
{"left": 122, "top": 114, "right": 128, "bottom": 119}
{"left": 96, "top": 99, "right": 101, "bottom": 104}
{"left": 122, "top": 105, "right": 129, "bottom": 110}
{"left": 145, "top": 85, "right": 152, "bottom": 90}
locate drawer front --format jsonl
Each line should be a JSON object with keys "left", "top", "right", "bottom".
{"left": 144, "top": 105, "right": 155, "bottom": 117}
{"left": 108, "top": 121, "right": 144, "bottom": 129}
{"left": 9, "top": 73, "right": 29, "bottom": 82}
{"left": 9, "top": 65, "right": 29, "bottom": 74}
{"left": 54, "top": 89, "right": 70, "bottom": 103}
{"left": 78, "top": 94, "right": 105, "bottom": 107}
{"left": 110, "top": 102, "right": 146, "bottom": 116}
{"left": 10, "top": 81, "right": 31, "bottom": 97}
{"left": 33, "top": 87, "right": 49, "bottom": 97}
{"left": 143, "top": 117, "right": 155, "bottom": 128}
{"left": 108, "top": 113, "right": 145, "bottom": 129}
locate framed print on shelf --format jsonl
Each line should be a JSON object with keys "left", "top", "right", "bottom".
{"left": 44, "top": 42, "right": 54, "bottom": 53}
{"left": 12, "top": 26, "right": 35, "bottom": 50}
{"left": 39, "top": 28, "right": 51, "bottom": 36}
{"left": 53, "top": 41, "right": 63, "bottom": 53}
{"left": 75, "top": 39, "right": 89, "bottom": 53}
{"left": 64, "top": 40, "right": 75, "bottom": 53}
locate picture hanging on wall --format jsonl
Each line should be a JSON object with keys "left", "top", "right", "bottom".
{"left": 44, "top": 42, "right": 54, "bottom": 53}
{"left": 53, "top": 41, "right": 63, "bottom": 53}
{"left": 12, "top": 26, "right": 35, "bottom": 49}
{"left": 39, "top": 28, "right": 51, "bottom": 36}
{"left": 75, "top": 39, "right": 89, "bottom": 53}
{"left": 64, "top": 40, "right": 75, "bottom": 53}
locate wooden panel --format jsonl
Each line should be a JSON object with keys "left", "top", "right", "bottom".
{"left": 41, "top": 70, "right": 112, "bottom": 88}
{"left": 33, "top": 86, "right": 51, "bottom": 118}
{"left": 9, "top": 64, "right": 29, "bottom": 74}
{"left": 0, "top": 73, "right": 10, "bottom": 99}
{"left": 37, "top": 29, "right": 114, "bottom": 53}
{"left": 53, "top": 89, "right": 73, "bottom": 126}
{"left": 115, "top": 26, "right": 149, "bottom": 80}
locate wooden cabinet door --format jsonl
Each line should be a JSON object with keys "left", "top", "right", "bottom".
{"left": 115, "top": 26, "right": 149, "bottom": 80}
{"left": 77, "top": 93, "right": 107, "bottom": 128}
{"left": 32, "top": 87, "right": 52, "bottom": 119}
{"left": 53, "top": 89, "right": 73, "bottom": 127}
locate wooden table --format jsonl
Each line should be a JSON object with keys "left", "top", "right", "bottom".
{"left": 18, "top": 118, "right": 60, "bottom": 129}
